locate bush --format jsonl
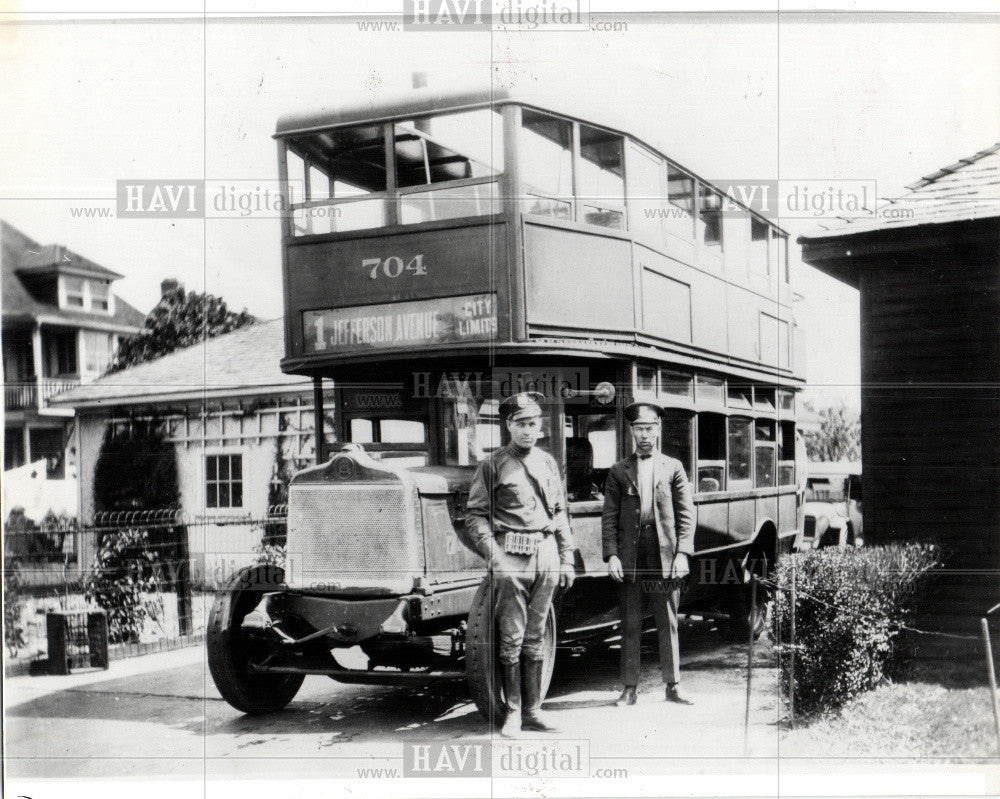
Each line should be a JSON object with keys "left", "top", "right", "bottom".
{"left": 771, "top": 542, "right": 939, "bottom": 715}
{"left": 84, "top": 529, "right": 162, "bottom": 643}
{"left": 4, "top": 557, "right": 26, "bottom": 656}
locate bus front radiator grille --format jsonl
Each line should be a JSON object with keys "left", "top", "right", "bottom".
{"left": 285, "top": 483, "right": 424, "bottom": 590}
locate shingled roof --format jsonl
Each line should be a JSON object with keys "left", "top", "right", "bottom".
{"left": 50, "top": 318, "right": 307, "bottom": 408}
{"left": 803, "top": 143, "right": 1000, "bottom": 238}
{"left": 1, "top": 220, "right": 146, "bottom": 329}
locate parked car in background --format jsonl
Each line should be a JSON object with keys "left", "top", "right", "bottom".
{"left": 798, "top": 462, "right": 863, "bottom": 549}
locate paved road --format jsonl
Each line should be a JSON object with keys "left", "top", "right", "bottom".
{"left": 5, "top": 619, "right": 783, "bottom": 781}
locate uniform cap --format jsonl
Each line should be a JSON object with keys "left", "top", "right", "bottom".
{"left": 499, "top": 391, "right": 545, "bottom": 422}
{"left": 624, "top": 401, "right": 663, "bottom": 425}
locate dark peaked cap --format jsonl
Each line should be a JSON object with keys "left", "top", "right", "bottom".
{"left": 499, "top": 391, "right": 546, "bottom": 422}
{"left": 624, "top": 401, "right": 663, "bottom": 424}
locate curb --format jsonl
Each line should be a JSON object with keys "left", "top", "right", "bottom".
{"left": 4, "top": 632, "right": 205, "bottom": 678}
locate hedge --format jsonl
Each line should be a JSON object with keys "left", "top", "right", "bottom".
{"left": 771, "top": 542, "right": 939, "bottom": 715}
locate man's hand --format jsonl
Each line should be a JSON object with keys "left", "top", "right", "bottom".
{"left": 608, "top": 555, "right": 624, "bottom": 582}
{"left": 669, "top": 552, "right": 690, "bottom": 580}
{"left": 559, "top": 562, "right": 576, "bottom": 589}
{"left": 489, "top": 552, "right": 516, "bottom": 580}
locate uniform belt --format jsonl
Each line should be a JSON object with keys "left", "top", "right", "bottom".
{"left": 495, "top": 530, "right": 550, "bottom": 539}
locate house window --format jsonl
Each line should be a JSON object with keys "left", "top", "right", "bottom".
{"left": 83, "top": 331, "right": 114, "bottom": 374}
{"left": 90, "top": 280, "right": 110, "bottom": 311}
{"left": 206, "top": 454, "right": 243, "bottom": 509}
{"left": 5, "top": 427, "right": 26, "bottom": 470}
{"left": 46, "top": 329, "right": 78, "bottom": 376}
{"left": 64, "top": 277, "right": 85, "bottom": 308}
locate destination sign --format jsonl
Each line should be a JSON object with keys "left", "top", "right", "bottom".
{"left": 303, "top": 293, "right": 498, "bottom": 354}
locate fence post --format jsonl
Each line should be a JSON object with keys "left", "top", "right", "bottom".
{"left": 743, "top": 573, "right": 758, "bottom": 755}
{"left": 790, "top": 563, "right": 797, "bottom": 730}
{"left": 980, "top": 618, "right": 1000, "bottom": 755}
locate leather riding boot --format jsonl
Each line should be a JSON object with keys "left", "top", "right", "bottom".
{"left": 520, "top": 659, "right": 558, "bottom": 732}
{"left": 614, "top": 685, "right": 638, "bottom": 706}
{"left": 499, "top": 661, "right": 522, "bottom": 738}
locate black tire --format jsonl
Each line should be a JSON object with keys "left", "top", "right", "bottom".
{"left": 207, "top": 565, "right": 304, "bottom": 714}
{"left": 725, "top": 551, "right": 771, "bottom": 641}
{"left": 465, "top": 575, "right": 557, "bottom": 722}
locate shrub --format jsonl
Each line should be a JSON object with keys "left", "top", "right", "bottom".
{"left": 771, "top": 542, "right": 939, "bottom": 715}
{"left": 84, "top": 529, "right": 162, "bottom": 643}
{"left": 252, "top": 541, "right": 286, "bottom": 570}
{"left": 4, "top": 557, "right": 26, "bottom": 656}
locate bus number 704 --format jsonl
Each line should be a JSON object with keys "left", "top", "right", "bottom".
{"left": 362, "top": 254, "right": 427, "bottom": 279}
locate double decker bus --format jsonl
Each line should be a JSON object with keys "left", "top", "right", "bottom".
{"left": 207, "top": 87, "right": 805, "bottom": 717}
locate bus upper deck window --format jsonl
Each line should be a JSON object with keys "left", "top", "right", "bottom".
{"left": 286, "top": 124, "right": 386, "bottom": 235}
{"left": 750, "top": 216, "right": 769, "bottom": 275}
{"left": 394, "top": 109, "right": 503, "bottom": 188}
{"left": 697, "top": 185, "right": 723, "bottom": 249}
{"left": 666, "top": 162, "right": 695, "bottom": 238}
{"left": 774, "top": 232, "right": 790, "bottom": 283}
{"left": 519, "top": 109, "right": 573, "bottom": 220}
{"left": 395, "top": 109, "right": 504, "bottom": 224}
{"left": 626, "top": 143, "right": 667, "bottom": 248}
{"left": 578, "top": 123, "right": 625, "bottom": 229}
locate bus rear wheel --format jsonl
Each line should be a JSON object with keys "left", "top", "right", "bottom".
{"left": 725, "top": 552, "right": 771, "bottom": 641}
{"left": 465, "top": 575, "right": 557, "bottom": 722}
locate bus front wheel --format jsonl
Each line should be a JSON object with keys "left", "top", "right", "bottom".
{"left": 207, "top": 565, "right": 304, "bottom": 714}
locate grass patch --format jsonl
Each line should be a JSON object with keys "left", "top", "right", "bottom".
{"left": 780, "top": 658, "right": 997, "bottom": 759}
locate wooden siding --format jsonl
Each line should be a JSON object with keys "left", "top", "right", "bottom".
{"left": 860, "top": 252, "right": 1000, "bottom": 571}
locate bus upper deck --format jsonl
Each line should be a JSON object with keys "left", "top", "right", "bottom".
{"left": 275, "top": 87, "right": 803, "bottom": 388}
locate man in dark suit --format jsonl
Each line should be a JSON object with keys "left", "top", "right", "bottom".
{"left": 602, "top": 401, "right": 696, "bottom": 706}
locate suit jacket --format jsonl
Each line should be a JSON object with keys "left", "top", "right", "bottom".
{"left": 601, "top": 452, "right": 696, "bottom": 581}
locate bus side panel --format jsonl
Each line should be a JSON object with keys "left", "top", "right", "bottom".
{"left": 778, "top": 493, "right": 798, "bottom": 535}
{"left": 523, "top": 223, "right": 633, "bottom": 333}
{"left": 756, "top": 494, "right": 778, "bottom": 535}
{"left": 728, "top": 498, "right": 756, "bottom": 544}
{"left": 568, "top": 507, "right": 604, "bottom": 574}
{"left": 693, "top": 500, "right": 729, "bottom": 551}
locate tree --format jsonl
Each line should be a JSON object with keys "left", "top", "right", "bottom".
{"left": 108, "top": 286, "right": 255, "bottom": 373}
{"left": 88, "top": 420, "right": 192, "bottom": 640}
{"left": 802, "top": 401, "right": 861, "bottom": 462}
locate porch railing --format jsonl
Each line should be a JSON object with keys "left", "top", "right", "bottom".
{"left": 3, "top": 378, "right": 80, "bottom": 411}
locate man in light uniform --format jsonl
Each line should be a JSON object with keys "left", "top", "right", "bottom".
{"left": 465, "top": 392, "right": 576, "bottom": 736}
{"left": 602, "top": 401, "right": 696, "bottom": 706}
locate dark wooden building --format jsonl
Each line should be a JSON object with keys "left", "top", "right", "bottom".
{"left": 800, "top": 144, "right": 1000, "bottom": 638}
